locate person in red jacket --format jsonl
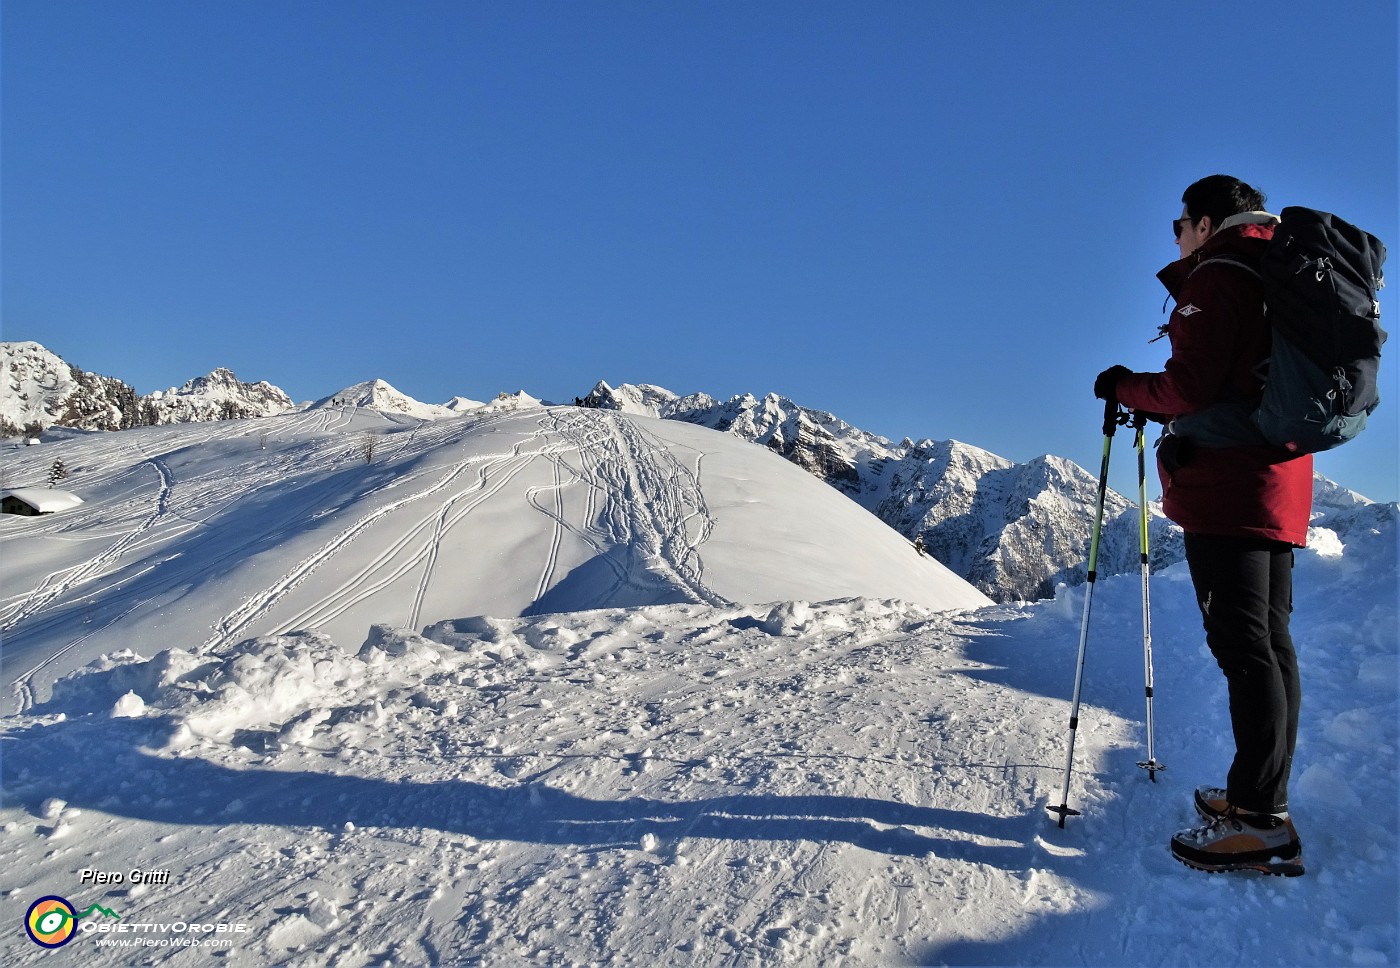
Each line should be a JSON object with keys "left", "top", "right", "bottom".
{"left": 1096, "top": 174, "right": 1313, "bottom": 877}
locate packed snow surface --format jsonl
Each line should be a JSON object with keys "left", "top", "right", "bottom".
{"left": 0, "top": 404, "right": 1395, "bottom": 966}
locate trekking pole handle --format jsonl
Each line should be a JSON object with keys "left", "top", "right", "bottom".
{"left": 1102, "top": 397, "right": 1124, "bottom": 437}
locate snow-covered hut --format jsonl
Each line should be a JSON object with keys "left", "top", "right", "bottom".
{"left": 1, "top": 488, "right": 85, "bottom": 516}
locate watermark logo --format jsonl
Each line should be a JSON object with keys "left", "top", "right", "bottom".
{"left": 24, "top": 896, "right": 121, "bottom": 948}
{"left": 25, "top": 896, "right": 78, "bottom": 948}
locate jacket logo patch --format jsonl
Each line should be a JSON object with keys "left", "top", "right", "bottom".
{"left": 1176, "top": 303, "right": 1203, "bottom": 317}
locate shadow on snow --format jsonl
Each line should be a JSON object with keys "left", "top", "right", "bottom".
{"left": 2, "top": 716, "right": 1039, "bottom": 871}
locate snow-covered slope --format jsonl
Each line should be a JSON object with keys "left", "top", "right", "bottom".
{"left": 0, "top": 405, "right": 987, "bottom": 714}
{"left": 0, "top": 459, "right": 1394, "bottom": 965}
{"left": 583, "top": 384, "right": 1399, "bottom": 602}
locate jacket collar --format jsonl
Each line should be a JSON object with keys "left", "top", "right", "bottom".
{"left": 1158, "top": 212, "right": 1280, "bottom": 297}
{"left": 1218, "top": 211, "right": 1281, "bottom": 232}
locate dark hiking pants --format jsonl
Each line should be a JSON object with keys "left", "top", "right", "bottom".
{"left": 1184, "top": 532, "right": 1300, "bottom": 815}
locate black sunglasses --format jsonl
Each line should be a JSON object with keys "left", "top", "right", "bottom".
{"left": 1173, "top": 215, "right": 1203, "bottom": 240}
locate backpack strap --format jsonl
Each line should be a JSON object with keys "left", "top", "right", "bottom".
{"left": 1188, "top": 254, "right": 1263, "bottom": 281}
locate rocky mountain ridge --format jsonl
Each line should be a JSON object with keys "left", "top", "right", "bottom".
{"left": 146, "top": 367, "right": 295, "bottom": 424}
{"left": 1, "top": 342, "right": 295, "bottom": 433}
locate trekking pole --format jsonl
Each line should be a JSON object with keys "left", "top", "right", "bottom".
{"left": 1049, "top": 397, "right": 1123, "bottom": 827}
{"left": 1133, "top": 412, "right": 1166, "bottom": 780}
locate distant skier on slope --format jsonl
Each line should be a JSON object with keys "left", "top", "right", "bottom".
{"left": 1096, "top": 174, "right": 1312, "bottom": 877}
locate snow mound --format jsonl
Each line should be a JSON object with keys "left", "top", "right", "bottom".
{"left": 1, "top": 406, "right": 987, "bottom": 713}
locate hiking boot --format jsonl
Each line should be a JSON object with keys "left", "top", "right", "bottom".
{"left": 1170, "top": 807, "right": 1304, "bottom": 877}
{"left": 1193, "top": 785, "right": 1229, "bottom": 822}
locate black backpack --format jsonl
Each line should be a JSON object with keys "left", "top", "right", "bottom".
{"left": 1169, "top": 207, "right": 1387, "bottom": 454}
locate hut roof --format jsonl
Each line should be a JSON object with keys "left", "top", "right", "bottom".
{"left": 1, "top": 488, "right": 85, "bottom": 513}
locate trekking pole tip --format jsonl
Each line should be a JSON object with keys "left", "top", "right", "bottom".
{"left": 1136, "top": 760, "right": 1167, "bottom": 781}
{"left": 1046, "top": 803, "right": 1081, "bottom": 827}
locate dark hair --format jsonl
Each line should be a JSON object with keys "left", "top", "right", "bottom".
{"left": 1182, "top": 174, "right": 1267, "bottom": 228}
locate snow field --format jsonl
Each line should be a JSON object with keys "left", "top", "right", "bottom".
{"left": 0, "top": 406, "right": 1395, "bottom": 966}
{"left": 4, "top": 527, "right": 1395, "bottom": 967}
{"left": 5, "top": 597, "right": 1085, "bottom": 965}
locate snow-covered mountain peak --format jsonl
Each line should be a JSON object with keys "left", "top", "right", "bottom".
{"left": 913, "top": 437, "right": 1012, "bottom": 468}
{"left": 2, "top": 341, "right": 139, "bottom": 434}
{"left": 580, "top": 381, "right": 684, "bottom": 417}
{"left": 180, "top": 366, "right": 241, "bottom": 390}
{"left": 1313, "top": 472, "right": 1374, "bottom": 515}
{"left": 1, "top": 342, "right": 295, "bottom": 431}
{"left": 166, "top": 366, "right": 279, "bottom": 398}
{"left": 149, "top": 367, "right": 295, "bottom": 421}
{"left": 1018, "top": 452, "right": 1097, "bottom": 491}
{"left": 314, "top": 379, "right": 454, "bottom": 420}
{"left": 2, "top": 339, "right": 62, "bottom": 369}
{"left": 319, "top": 378, "right": 395, "bottom": 405}
{"left": 483, "top": 390, "right": 544, "bottom": 412}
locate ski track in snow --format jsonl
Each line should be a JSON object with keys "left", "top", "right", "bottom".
{"left": 230, "top": 441, "right": 534, "bottom": 644}
{"left": 200, "top": 406, "right": 725, "bottom": 647}
{"left": 525, "top": 415, "right": 576, "bottom": 606}
{"left": 3, "top": 455, "right": 182, "bottom": 712}
{"left": 567, "top": 410, "right": 725, "bottom": 609}
{"left": 2, "top": 413, "right": 411, "bottom": 709}
{"left": 1, "top": 456, "right": 173, "bottom": 634}
{"left": 196, "top": 411, "right": 541, "bottom": 648}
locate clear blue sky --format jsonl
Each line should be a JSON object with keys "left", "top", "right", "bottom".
{"left": 3, "top": 1, "right": 1397, "bottom": 502}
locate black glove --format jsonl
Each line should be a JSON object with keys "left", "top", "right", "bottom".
{"left": 1094, "top": 365, "right": 1132, "bottom": 401}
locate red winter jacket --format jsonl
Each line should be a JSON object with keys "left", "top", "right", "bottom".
{"left": 1115, "top": 217, "right": 1313, "bottom": 546}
